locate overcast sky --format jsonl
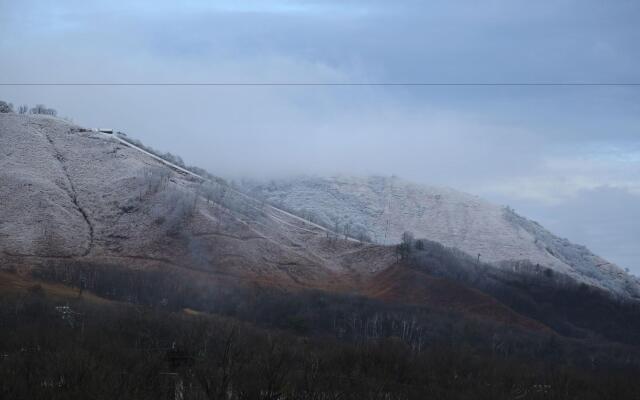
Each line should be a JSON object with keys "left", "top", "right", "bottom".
{"left": 1, "top": 0, "right": 639, "bottom": 272}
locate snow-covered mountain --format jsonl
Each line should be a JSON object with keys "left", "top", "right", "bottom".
{"left": 1, "top": 111, "right": 553, "bottom": 330}
{"left": 241, "top": 175, "right": 640, "bottom": 298}
{"left": 2, "top": 108, "right": 638, "bottom": 302}
{"left": 0, "top": 112, "right": 397, "bottom": 291}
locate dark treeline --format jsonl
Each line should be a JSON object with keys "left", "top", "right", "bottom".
{"left": 33, "top": 262, "right": 541, "bottom": 352}
{"left": 2, "top": 285, "right": 640, "bottom": 400}
{"left": 397, "top": 237, "right": 640, "bottom": 346}
{"left": 7, "top": 241, "right": 640, "bottom": 399}
{"left": 29, "top": 261, "right": 639, "bottom": 362}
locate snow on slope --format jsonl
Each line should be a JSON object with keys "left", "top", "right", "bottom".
{"left": 0, "top": 113, "right": 393, "bottom": 290}
{"left": 2, "top": 110, "right": 637, "bottom": 298}
{"left": 242, "top": 175, "right": 640, "bottom": 297}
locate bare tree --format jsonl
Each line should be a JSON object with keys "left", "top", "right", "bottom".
{"left": 0, "top": 101, "right": 13, "bottom": 113}
{"left": 140, "top": 166, "right": 170, "bottom": 198}
{"left": 401, "top": 231, "right": 414, "bottom": 247}
{"left": 195, "top": 326, "right": 240, "bottom": 400}
{"left": 29, "top": 104, "right": 57, "bottom": 116}
{"left": 343, "top": 221, "right": 351, "bottom": 241}
{"left": 332, "top": 220, "right": 341, "bottom": 245}
{"left": 395, "top": 231, "right": 415, "bottom": 261}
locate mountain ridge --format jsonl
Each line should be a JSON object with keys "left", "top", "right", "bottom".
{"left": 2, "top": 112, "right": 562, "bottom": 334}
{"left": 2, "top": 110, "right": 639, "bottom": 344}
{"left": 240, "top": 174, "right": 640, "bottom": 298}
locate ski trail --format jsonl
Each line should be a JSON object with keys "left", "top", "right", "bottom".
{"left": 98, "top": 130, "right": 360, "bottom": 242}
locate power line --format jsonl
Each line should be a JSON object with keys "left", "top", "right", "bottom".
{"left": 1, "top": 82, "right": 640, "bottom": 86}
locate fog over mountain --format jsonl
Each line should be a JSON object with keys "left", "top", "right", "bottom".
{"left": 1, "top": 0, "right": 639, "bottom": 273}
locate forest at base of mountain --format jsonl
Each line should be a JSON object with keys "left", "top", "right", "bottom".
{"left": 2, "top": 252, "right": 640, "bottom": 400}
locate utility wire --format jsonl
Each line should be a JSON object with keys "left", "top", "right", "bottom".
{"left": 1, "top": 83, "right": 640, "bottom": 86}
